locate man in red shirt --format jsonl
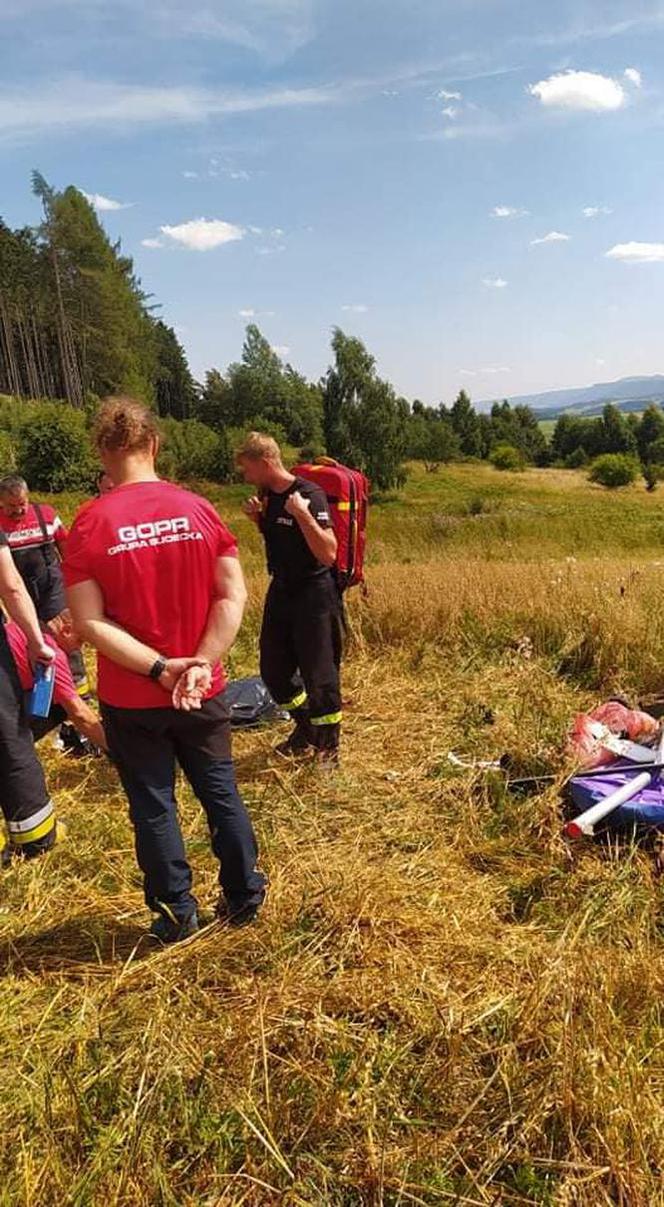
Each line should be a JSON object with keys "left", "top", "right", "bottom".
{"left": 0, "top": 475, "right": 90, "bottom": 699}
{"left": 65, "top": 397, "right": 266, "bottom": 944}
{"left": 4, "top": 622, "right": 106, "bottom": 752}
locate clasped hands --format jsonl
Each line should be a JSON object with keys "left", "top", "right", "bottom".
{"left": 158, "top": 657, "right": 213, "bottom": 712}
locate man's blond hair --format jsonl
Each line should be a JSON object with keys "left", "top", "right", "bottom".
{"left": 236, "top": 431, "right": 283, "bottom": 464}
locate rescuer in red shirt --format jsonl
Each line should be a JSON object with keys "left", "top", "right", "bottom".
{"left": 0, "top": 475, "right": 91, "bottom": 702}
{"left": 4, "top": 622, "right": 107, "bottom": 753}
{"left": 64, "top": 397, "right": 266, "bottom": 944}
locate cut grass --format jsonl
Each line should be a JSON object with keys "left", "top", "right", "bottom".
{"left": 4, "top": 465, "right": 664, "bottom": 1204}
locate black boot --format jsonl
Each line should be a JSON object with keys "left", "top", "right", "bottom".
{"left": 275, "top": 718, "right": 314, "bottom": 757}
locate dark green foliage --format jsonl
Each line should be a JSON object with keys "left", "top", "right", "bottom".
{"left": 159, "top": 419, "right": 232, "bottom": 483}
{"left": 491, "top": 443, "right": 526, "bottom": 472}
{"left": 152, "top": 321, "right": 197, "bottom": 419}
{"left": 0, "top": 177, "right": 194, "bottom": 411}
{"left": 489, "top": 400, "right": 548, "bottom": 464}
{"left": 450, "top": 390, "right": 482, "bottom": 457}
{"left": 589, "top": 453, "right": 640, "bottom": 489}
{"left": 407, "top": 410, "right": 459, "bottom": 470}
{"left": 643, "top": 464, "right": 662, "bottom": 492}
{"left": 322, "top": 328, "right": 408, "bottom": 489}
{"left": 200, "top": 325, "right": 323, "bottom": 448}
{"left": 18, "top": 402, "right": 95, "bottom": 491}
{"left": 565, "top": 446, "right": 589, "bottom": 468}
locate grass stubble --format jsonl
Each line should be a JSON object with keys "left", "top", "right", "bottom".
{"left": 3, "top": 467, "right": 664, "bottom": 1205}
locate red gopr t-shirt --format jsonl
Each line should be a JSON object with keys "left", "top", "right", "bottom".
{"left": 4, "top": 622, "right": 77, "bottom": 707}
{"left": 63, "top": 480, "right": 238, "bottom": 709}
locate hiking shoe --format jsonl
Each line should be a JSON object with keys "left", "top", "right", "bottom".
{"left": 149, "top": 910, "right": 199, "bottom": 945}
{"left": 216, "top": 885, "right": 267, "bottom": 929}
{"left": 275, "top": 725, "right": 313, "bottom": 758}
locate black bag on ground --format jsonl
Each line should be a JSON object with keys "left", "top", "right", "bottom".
{"left": 223, "top": 677, "right": 288, "bottom": 729}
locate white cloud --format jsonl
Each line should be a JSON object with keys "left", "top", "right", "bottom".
{"left": 141, "top": 237, "right": 163, "bottom": 249}
{"left": 182, "top": 170, "right": 199, "bottom": 179}
{"left": 437, "top": 88, "right": 462, "bottom": 101}
{"left": 441, "top": 106, "right": 458, "bottom": 119}
{"left": 530, "top": 230, "right": 570, "bottom": 246}
{"left": 583, "top": 205, "right": 612, "bottom": 218}
{"left": 341, "top": 304, "right": 369, "bottom": 313}
{"left": 82, "top": 191, "right": 133, "bottom": 212}
{"left": 596, "top": 358, "right": 606, "bottom": 367}
{"left": 459, "top": 365, "right": 511, "bottom": 378}
{"left": 625, "top": 67, "right": 642, "bottom": 88}
{"left": 482, "top": 277, "right": 508, "bottom": 289}
{"left": 529, "top": 69, "right": 626, "bottom": 112}
{"left": 229, "top": 169, "right": 250, "bottom": 180}
{"left": 271, "top": 345, "right": 290, "bottom": 358}
{"left": 159, "top": 217, "right": 244, "bottom": 251}
{"left": 491, "top": 205, "right": 528, "bottom": 219}
{"left": 256, "top": 243, "right": 286, "bottom": 255}
{"left": 0, "top": 79, "right": 336, "bottom": 143}
{"left": 238, "top": 308, "right": 256, "bottom": 318}
{"left": 606, "top": 242, "right": 664, "bottom": 264}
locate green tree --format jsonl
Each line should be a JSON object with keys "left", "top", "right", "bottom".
{"left": 204, "top": 325, "right": 323, "bottom": 447}
{"left": 1, "top": 176, "right": 195, "bottom": 409}
{"left": 489, "top": 400, "right": 547, "bottom": 463}
{"left": 596, "top": 403, "right": 637, "bottom": 456}
{"left": 152, "top": 321, "right": 197, "bottom": 419}
{"left": 322, "top": 329, "right": 407, "bottom": 489}
{"left": 636, "top": 404, "right": 664, "bottom": 462}
{"left": 160, "top": 418, "right": 231, "bottom": 482}
{"left": 408, "top": 413, "right": 459, "bottom": 470}
{"left": 450, "top": 390, "right": 482, "bottom": 457}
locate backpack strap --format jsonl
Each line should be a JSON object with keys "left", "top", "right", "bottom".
{"left": 33, "top": 503, "right": 60, "bottom": 566}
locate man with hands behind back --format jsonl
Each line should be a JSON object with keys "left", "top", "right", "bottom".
{"left": 65, "top": 398, "right": 266, "bottom": 944}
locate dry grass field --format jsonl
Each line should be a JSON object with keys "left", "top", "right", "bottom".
{"left": 3, "top": 464, "right": 664, "bottom": 1206}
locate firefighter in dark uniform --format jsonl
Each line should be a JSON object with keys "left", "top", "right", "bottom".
{"left": 237, "top": 432, "right": 343, "bottom": 763}
{"left": 0, "top": 531, "right": 60, "bottom": 861}
{"left": 0, "top": 474, "right": 91, "bottom": 707}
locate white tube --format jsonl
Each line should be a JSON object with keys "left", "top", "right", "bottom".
{"left": 566, "top": 769, "right": 653, "bottom": 838}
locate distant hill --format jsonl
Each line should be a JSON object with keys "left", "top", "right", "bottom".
{"left": 479, "top": 375, "right": 664, "bottom": 420}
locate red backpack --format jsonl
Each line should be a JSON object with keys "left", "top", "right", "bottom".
{"left": 292, "top": 457, "right": 369, "bottom": 591}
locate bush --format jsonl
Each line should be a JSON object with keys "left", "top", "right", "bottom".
{"left": 0, "top": 431, "right": 16, "bottom": 474}
{"left": 160, "top": 419, "right": 232, "bottom": 483}
{"left": 643, "top": 464, "right": 664, "bottom": 492}
{"left": 18, "top": 402, "right": 94, "bottom": 491}
{"left": 564, "top": 447, "right": 589, "bottom": 469}
{"left": 491, "top": 443, "right": 526, "bottom": 472}
{"left": 589, "top": 453, "right": 640, "bottom": 490}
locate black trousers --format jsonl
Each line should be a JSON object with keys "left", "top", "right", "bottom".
{"left": 0, "top": 632, "right": 55, "bottom": 854}
{"left": 102, "top": 694, "right": 266, "bottom": 920}
{"left": 260, "top": 573, "right": 343, "bottom": 750}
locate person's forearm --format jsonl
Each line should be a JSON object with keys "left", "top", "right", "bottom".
{"left": 196, "top": 596, "right": 246, "bottom": 665}
{"left": 65, "top": 699, "right": 108, "bottom": 750}
{"left": 295, "top": 511, "right": 337, "bottom": 566}
{"left": 75, "top": 615, "right": 160, "bottom": 676}
{"left": 2, "top": 581, "right": 46, "bottom": 650}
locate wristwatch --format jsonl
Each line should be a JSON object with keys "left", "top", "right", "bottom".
{"left": 148, "top": 656, "right": 167, "bottom": 681}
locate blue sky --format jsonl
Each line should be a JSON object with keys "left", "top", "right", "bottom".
{"left": 2, "top": 0, "right": 664, "bottom": 404}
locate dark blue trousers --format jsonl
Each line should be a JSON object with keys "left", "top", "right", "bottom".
{"left": 102, "top": 694, "right": 265, "bottom": 920}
